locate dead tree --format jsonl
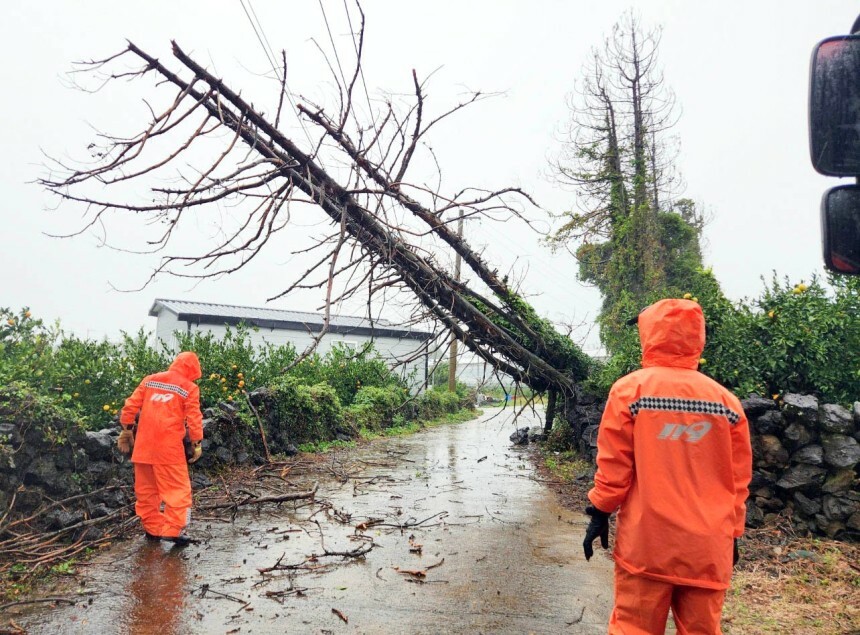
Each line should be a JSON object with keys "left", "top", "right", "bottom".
{"left": 40, "top": 24, "right": 590, "bottom": 424}
{"left": 549, "top": 11, "right": 681, "bottom": 248}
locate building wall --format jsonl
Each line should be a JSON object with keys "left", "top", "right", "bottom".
{"left": 155, "top": 311, "right": 428, "bottom": 389}
{"left": 365, "top": 335, "right": 428, "bottom": 387}
{"left": 154, "top": 309, "right": 183, "bottom": 352}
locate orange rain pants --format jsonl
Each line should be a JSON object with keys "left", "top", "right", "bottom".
{"left": 609, "top": 565, "right": 725, "bottom": 635}
{"left": 133, "top": 462, "right": 192, "bottom": 538}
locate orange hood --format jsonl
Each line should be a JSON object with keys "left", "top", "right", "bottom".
{"left": 169, "top": 351, "right": 202, "bottom": 381}
{"left": 637, "top": 299, "right": 705, "bottom": 370}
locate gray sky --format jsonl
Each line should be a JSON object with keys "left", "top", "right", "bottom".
{"left": 1, "top": 1, "right": 856, "bottom": 354}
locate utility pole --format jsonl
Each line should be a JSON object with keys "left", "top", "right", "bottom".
{"left": 448, "top": 210, "right": 464, "bottom": 392}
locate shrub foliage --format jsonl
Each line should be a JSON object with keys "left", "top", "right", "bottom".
{"left": 587, "top": 274, "right": 860, "bottom": 405}
{"left": 0, "top": 311, "right": 472, "bottom": 437}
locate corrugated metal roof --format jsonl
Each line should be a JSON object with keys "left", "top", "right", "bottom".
{"left": 149, "top": 299, "right": 430, "bottom": 340}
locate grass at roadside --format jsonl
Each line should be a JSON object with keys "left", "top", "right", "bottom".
{"left": 723, "top": 524, "right": 860, "bottom": 634}
{"left": 543, "top": 450, "right": 592, "bottom": 482}
{"left": 533, "top": 449, "right": 860, "bottom": 635}
{"left": 535, "top": 447, "right": 595, "bottom": 512}
{"left": 2, "top": 551, "right": 94, "bottom": 602}
{"left": 296, "top": 438, "right": 357, "bottom": 453}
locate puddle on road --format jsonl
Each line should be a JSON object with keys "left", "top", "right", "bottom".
{"left": 13, "top": 408, "right": 614, "bottom": 634}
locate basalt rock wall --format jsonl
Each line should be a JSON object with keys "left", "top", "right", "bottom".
{"left": 0, "top": 388, "right": 461, "bottom": 532}
{"left": 0, "top": 400, "right": 263, "bottom": 531}
{"left": 568, "top": 393, "right": 860, "bottom": 540}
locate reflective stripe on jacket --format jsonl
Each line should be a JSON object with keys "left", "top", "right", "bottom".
{"left": 120, "top": 351, "right": 204, "bottom": 465}
{"left": 588, "top": 299, "right": 752, "bottom": 590}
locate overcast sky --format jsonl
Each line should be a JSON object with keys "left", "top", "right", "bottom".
{"left": 1, "top": 1, "right": 857, "bottom": 354}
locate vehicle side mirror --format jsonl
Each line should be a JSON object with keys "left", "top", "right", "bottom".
{"left": 810, "top": 36, "right": 860, "bottom": 176}
{"left": 822, "top": 185, "right": 860, "bottom": 275}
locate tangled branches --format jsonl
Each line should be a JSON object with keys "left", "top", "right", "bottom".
{"left": 41, "top": 16, "right": 587, "bottom": 398}
{"left": 0, "top": 486, "right": 137, "bottom": 594}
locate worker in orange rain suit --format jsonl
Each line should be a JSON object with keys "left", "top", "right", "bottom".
{"left": 583, "top": 298, "right": 752, "bottom": 635}
{"left": 117, "top": 351, "right": 204, "bottom": 545}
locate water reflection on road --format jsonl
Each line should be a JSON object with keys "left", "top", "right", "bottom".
{"left": 127, "top": 543, "right": 189, "bottom": 634}
{"left": 18, "top": 407, "right": 614, "bottom": 634}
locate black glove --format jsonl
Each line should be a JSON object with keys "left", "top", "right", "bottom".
{"left": 733, "top": 538, "right": 739, "bottom": 567}
{"left": 583, "top": 505, "right": 610, "bottom": 561}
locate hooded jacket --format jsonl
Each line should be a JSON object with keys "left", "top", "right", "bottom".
{"left": 588, "top": 299, "right": 752, "bottom": 590}
{"left": 120, "top": 351, "right": 204, "bottom": 465}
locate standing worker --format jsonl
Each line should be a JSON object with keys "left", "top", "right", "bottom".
{"left": 583, "top": 298, "right": 752, "bottom": 634}
{"left": 118, "top": 351, "right": 205, "bottom": 546}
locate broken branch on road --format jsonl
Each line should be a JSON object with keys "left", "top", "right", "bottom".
{"left": 199, "top": 483, "right": 318, "bottom": 512}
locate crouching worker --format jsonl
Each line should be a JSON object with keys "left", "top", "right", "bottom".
{"left": 583, "top": 299, "right": 752, "bottom": 634}
{"left": 117, "top": 351, "right": 204, "bottom": 546}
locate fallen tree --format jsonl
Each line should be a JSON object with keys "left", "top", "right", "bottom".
{"left": 40, "top": 19, "right": 590, "bottom": 424}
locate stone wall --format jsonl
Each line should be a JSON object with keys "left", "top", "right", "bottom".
{"left": 0, "top": 389, "right": 469, "bottom": 531}
{"left": 743, "top": 394, "right": 859, "bottom": 538}
{"left": 3, "top": 386, "right": 856, "bottom": 540}
{"left": 0, "top": 420, "right": 134, "bottom": 530}
{"left": 572, "top": 393, "right": 860, "bottom": 540}
{"left": 0, "top": 402, "right": 262, "bottom": 531}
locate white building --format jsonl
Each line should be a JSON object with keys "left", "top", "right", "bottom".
{"left": 149, "top": 299, "right": 432, "bottom": 389}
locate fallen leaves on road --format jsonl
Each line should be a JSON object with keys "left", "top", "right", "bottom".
{"left": 393, "top": 558, "right": 445, "bottom": 579}
{"left": 3, "top": 620, "right": 26, "bottom": 635}
{"left": 393, "top": 567, "right": 426, "bottom": 578}
{"left": 408, "top": 534, "right": 423, "bottom": 555}
{"left": 332, "top": 608, "right": 348, "bottom": 624}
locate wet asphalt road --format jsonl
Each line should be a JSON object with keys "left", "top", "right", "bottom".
{"left": 14, "top": 407, "right": 614, "bottom": 634}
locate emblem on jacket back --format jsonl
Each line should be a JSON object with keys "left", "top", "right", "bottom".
{"left": 656, "top": 421, "right": 712, "bottom": 443}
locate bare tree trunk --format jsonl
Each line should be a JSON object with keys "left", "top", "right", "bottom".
{"left": 448, "top": 211, "right": 464, "bottom": 392}
{"left": 544, "top": 389, "right": 558, "bottom": 434}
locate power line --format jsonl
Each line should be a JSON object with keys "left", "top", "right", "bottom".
{"left": 238, "top": 0, "right": 319, "bottom": 157}
{"left": 238, "top": 0, "right": 277, "bottom": 77}
{"left": 247, "top": 0, "right": 279, "bottom": 69}
{"left": 318, "top": 0, "right": 350, "bottom": 97}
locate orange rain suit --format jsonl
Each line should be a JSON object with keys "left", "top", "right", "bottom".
{"left": 588, "top": 299, "right": 752, "bottom": 634}
{"left": 120, "top": 351, "right": 204, "bottom": 538}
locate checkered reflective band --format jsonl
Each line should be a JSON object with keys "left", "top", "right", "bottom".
{"left": 145, "top": 380, "right": 189, "bottom": 398}
{"left": 629, "top": 396, "right": 741, "bottom": 425}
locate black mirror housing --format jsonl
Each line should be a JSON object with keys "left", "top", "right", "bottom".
{"left": 822, "top": 185, "right": 860, "bottom": 275}
{"left": 809, "top": 35, "right": 860, "bottom": 176}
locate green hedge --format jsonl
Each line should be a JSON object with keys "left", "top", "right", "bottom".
{"left": 587, "top": 273, "right": 860, "bottom": 405}
{"left": 343, "top": 384, "right": 472, "bottom": 433}
{"left": 317, "top": 344, "right": 404, "bottom": 408}
{"left": 417, "top": 386, "right": 463, "bottom": 419}
{"left": 1, "top": 308, "right": 481, "bottom": 454}
{"left": 0, "top": 382, "right": 85, "bottom": 446}
{"left": 265, "top": 377, "right": 343, "bottom": 445}
{"left": 348, "top": 385, "right": 409, "bottom": 430}
{"left": 0, "top": 309, "right": 413, "bottom": 430}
